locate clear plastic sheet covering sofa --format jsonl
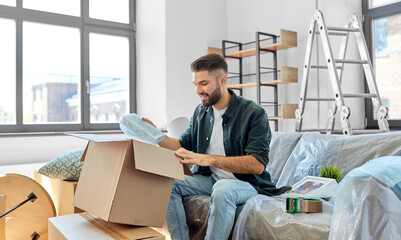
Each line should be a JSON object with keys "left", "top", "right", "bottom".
{"left": 232, "top": 195, "right": 334, "bottom": 240}
{"left": 276, "top": 132, "right": 401, "bottom": 188}
{"left": 267, "top": 132, "right": 303, "bottom": 185}
{"left": 329, "top": 156, "right": 401, "bottom": 239}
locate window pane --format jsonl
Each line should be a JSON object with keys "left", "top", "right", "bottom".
{"left": 370, "top": 0, "right": 401, "bottom": 8}
{"left": 0, "top": 18, "right": 16, "bottom": 124}
{"left": 23, "top": 0, "right": 80, "bottom": 17}
{"left": 373, "top": 14, "right": 401, "bottom": 119}
{"left": 0, "top": 0, "right": 15, "bottom": 7}
{"left": 89, "top": 0, "right": 129, "bottom": 24}
{"left": 89, "top": 33, "right": 129, "bottom": 123}
{"left": 23, "top": 22, "right": 80, "bottom": 124}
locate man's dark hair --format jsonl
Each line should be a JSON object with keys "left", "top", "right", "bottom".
{"left": 190, "top": 53, "right": 228, "bottom": 76}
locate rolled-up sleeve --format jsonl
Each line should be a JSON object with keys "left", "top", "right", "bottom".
{"left": 244, "top": 108, "right": 271, "bottom": 167}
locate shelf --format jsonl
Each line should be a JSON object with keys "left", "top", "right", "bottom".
{"left": 209, "top": 30, "right": 298, "bottom": 131}
{"left": 207, "top": 47, "right": 223, "bottom": 55}
{"left": 208, "top": 29, "right": 297, "bottom": 58}
{"left": 268, "top": 104, "right": 298, "bottom": 120}
{"left": 228, "top": 66, "right": 297, "bottom": 89}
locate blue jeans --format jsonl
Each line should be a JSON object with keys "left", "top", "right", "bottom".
{"left": 165, "top": 174, "right": 258, "bottom": 240}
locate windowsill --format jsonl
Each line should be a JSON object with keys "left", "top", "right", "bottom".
{"left": 0, "top": 128, "right": 167, "bottom": 138}
{"left": 0, "top": 130, "right": 124, "bottom": 138}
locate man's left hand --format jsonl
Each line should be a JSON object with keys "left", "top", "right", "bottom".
{"left": 175, "top": 148, "right": 213, "bottom": 167}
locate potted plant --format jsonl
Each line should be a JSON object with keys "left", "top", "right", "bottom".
{"left": 320, "top": 164, "right": 343, "bottom": 183}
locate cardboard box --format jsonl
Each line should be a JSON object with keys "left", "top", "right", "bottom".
{"left": 0, "top": 195, "right": 5, "bottom": 240}
{"left": 48, "top": 212, "right": 165, "bottom": 240}
{"left": 34, "top": 171, "right": 83, "bottom": 216}
{"left": 72, "top": 134, "right": 192, "bottom": 228}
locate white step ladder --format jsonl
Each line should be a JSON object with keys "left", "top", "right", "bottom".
{"left": 295, "top": 10, "right": 390, "bottom": 136}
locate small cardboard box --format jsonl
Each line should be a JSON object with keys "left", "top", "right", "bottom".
{"left": 48, "top": 212, "right": 165, "bottom": 240}
{"left": 34, "top": 171, "right": 83, "bottom": 216}
{"left": 0, "top": 195, "right": 5, "bottom": 240}
{"left": 72, "top": 134, "right": 192, "bottom": 228}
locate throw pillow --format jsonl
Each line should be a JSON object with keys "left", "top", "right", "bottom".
{"left": 38, "top": 148, "right": 85, "bottom": 181}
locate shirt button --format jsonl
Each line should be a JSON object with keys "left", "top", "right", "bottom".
{"left": 224, "top": 141, "right": 227, "bottom": 144}
{"left": 206, "top": 137, "right": 209, "bottom": 141}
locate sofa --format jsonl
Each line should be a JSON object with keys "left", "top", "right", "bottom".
{"left": 184, "top": 131, "right": 401, "bottom": 239}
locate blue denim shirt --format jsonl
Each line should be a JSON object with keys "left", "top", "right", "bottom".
{"left": 179, "top": 89, "right": 290, "bottom": 196}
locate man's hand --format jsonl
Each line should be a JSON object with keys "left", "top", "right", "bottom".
{"left": 175, "top": 147, "right": 265, "bottom": 175}
{"left": 142, "top": 117, "right": 157, "bottom": 128}
{"left": 141, "top": 116, "right": 181, "bottom": 151}
{"left": 175, "top": 148, "right": 214, "bottom": 167}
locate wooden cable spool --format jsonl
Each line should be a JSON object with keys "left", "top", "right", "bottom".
{"left": 0, "top": 173, "right": 56, "bottom": 240}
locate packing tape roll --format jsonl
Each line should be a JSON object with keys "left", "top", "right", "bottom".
{"left": 300, "top": 199, "right": 322, "bottom": 213}
{"left": 286, "top": 198, "right": 322, "bottom": 213}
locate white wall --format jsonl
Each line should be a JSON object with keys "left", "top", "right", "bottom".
{"left": 136, "top": 0, "right": 227, "bottom": 129}
{"left": 136, "top": 0, "right": 167, "bottom": 128}
{"left": 165, "top": 0, "right": 227, "bottom": 127}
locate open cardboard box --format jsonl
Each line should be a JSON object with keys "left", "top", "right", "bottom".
{"left": 48, "top": 212, "right": 165, "bottom": 240}
{"left": 71, "top": 134, "right": 192, "bottom": 228}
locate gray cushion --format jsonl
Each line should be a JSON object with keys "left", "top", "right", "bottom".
{"left": 38, "top": 148, "right": 84, "bottom": 181}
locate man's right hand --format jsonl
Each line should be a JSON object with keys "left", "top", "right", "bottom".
{"left": 142, "top": 117, "right": 157, "bottom": 128}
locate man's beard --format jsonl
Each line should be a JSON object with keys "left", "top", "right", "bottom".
{"left": 200, "top": 85, "right": 221, "bottom": 107}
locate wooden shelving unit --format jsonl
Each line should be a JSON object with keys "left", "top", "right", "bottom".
{"left": 209, "top": 29, "right": 298, "bottom": 131}
{"left": 228, "top": 66, "right": 297, "bottom": 89}
{"left": 225, "top": 30, "right": 297, "bottom": 58}
{"left": 269, "top": 104, "right": 298, "bottom": 120}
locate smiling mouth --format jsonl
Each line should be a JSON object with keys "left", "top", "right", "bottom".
{"left": 199, "top": 94, "right": 209, "bottom": 101}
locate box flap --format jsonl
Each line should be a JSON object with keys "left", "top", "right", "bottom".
{"left": 69, "top": 133, "right": 125, "bottom": 142}
{"left": 132, "top": 140, "right": 187, "bottom": 180}
{"left": 73, "top": 141, "right": 129, "bottom": 220}
{"left": 49, "top": 213, "right": 165, "bottom": 240}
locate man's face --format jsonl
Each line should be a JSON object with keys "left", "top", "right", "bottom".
{"left": 193, "top": 70, "right": 222, "bottom": 107}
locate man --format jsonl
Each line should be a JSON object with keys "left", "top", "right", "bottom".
{"left": 144, "top": 53, "right": 289, "bottom": 240}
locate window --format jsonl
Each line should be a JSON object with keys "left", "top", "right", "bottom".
{"left": 23, "top": 0, "right": 80, "bottom": 16}
{"left": 369, "top": 0, "right": 401, "bottom": 8}
{"left": 0, "top": 18, "right": 16, "bottom": 124}
{"left": 0, "top": 1, "right": 135, "bottom": 133}
{"left": 363, "top": 0, "right": 401, "bottom": 129}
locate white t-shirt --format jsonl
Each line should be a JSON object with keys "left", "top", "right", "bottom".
{"left": 206, "top": 107, "right": 238, "bottom": 181}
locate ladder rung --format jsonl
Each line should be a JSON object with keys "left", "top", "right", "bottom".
{"left": 351, "top": 129, "right": 387, "bottom": 135}
{"left": 343, "top": 93, "right": 377, "bottom": 98}
{"left": 327, "top": 27, "right": 359, "bottom": 32}
{"left": 311, "top": 65, "right": 342, "bottom": 69}
{"left": 335, "top": 59, "right": 368, "bottom": 64}
{"left": 300, "top": 129, "right": 332, "bottom": 132}
{"left": 305, "top": 98, "right": 334, "bottom": 101}
{"left": 316, "top": 31, "right": 348, "bottom": 36}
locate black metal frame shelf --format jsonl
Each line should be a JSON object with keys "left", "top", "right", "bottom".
{"left": 219, "top": 30, "right": 297, "bottom": 131}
